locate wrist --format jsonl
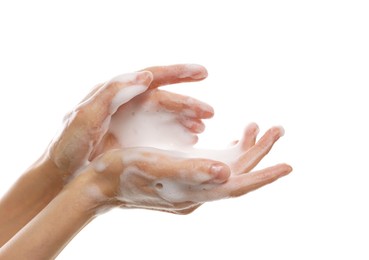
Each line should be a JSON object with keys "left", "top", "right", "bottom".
{"left": 65, "top": 168, "right": 122, "bottom": 215}
{"left": 34, "top": 152, "right": 123, "bottom": 214}
{"left": 29, "top": 154, "right": 71, "bottom": 184}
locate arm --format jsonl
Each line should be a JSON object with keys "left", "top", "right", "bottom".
{"left": 0, "top": 64, "right": 210, "bottom": 246}
{"left": 0, "top": 173, "right": 98, "bottom": 259}
{"left": 0, "top": 71, "right": 152, "bottom": 247}
{"left": 0, "top": 130, "right": 291, "bottom": 259}
{"left": 0, "top": 158, "right": 64, "bottom": 247}
{"left": 0, "top": 150, "right": 229, "bottom": 259}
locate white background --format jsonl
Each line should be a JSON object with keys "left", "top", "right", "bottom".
{"left": 1, "top": 0, "right": 368, "bottom": 259}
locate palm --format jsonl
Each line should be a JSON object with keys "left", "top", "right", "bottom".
{"left": 97, "top": 104, "right": 286, "bottom": 215}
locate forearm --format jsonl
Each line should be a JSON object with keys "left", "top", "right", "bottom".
{"left": 0, "top": 156, "right": 66, "bottom": 246}
{"left": 0, "top": 173, "right": 99, "bottom": 260}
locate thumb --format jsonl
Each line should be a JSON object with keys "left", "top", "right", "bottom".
{"left": 104, "top": 71, "right": 154, "bottom": 114}
{"left": 73, "top": 71, "right": 153, "bottom": 129}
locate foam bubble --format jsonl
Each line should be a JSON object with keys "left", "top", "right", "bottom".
{"left": 110, "top": 84, "right": 148, "bottom": 113}
{"left": 105, "top": 90, "right": 246, "bottom": 204}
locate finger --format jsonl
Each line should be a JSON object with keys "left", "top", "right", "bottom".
{"left": 149, "top": 157, "right": 231, "bottom": 185}
{"left": 190, "top": 164, "right": 292, "bottom": 202}
{"left": 74, "top": 71, "right": 153, "bottom": 130}
{"left": 153, "top": 89, "right": 214, "bottom": 119}
{"left": 93, "top": 148, "right": 231, "bottom": 204}
{"left": 142, "top": 64, "right": 208, "bottom": 89}
{"left": 62, "top": 83, "right": 105, "bottom": 122}
{"left": 239, "top": 123, "right": 260, "bottom": 151}
{"left": 233, "top": 126, "right": 285, "bottom": 174}
{"left": 120, "top": 148, "right": 231, "bottom": 185}
{"left": 90, "top": 71, "right": 153, "bottom": 114}
{"left": 147, "top": 156, "right": 231, "bottom": 204}
{"left": 227, "top": 164, "right": 292, "bottom": 197}
{"left": 178, "top": 117, "right": 205, "bottom": 133}
{"left": 79, "top": 83, "right": 104, "bottom": 104}
{"left": 101, "top": 148, "right": 231, "bottom": 185}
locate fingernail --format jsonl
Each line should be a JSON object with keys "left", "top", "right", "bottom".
{"left": 283, "top": 165, "right": 293, "bottom": 175}
{"left": 276, "top": 164, "right": 293, "bottom": 177}
{"left": 275, "top": 126, "right": 285, "bottom": 137}
{"left": 180, "top": 64, "right": 208, "bottom": 80}
{"left": 210, "top": 163, "right": 230, "bottom": 183}
{"left": 246, "top": 122, "right": 259, "bottom": 135}
{"left": 199, "top": 104, "right": 214, "bottom": 118}
{"left": 195, "top": 122, "right": 205, "bottom": 133}
{"left": 136, "top": 71, "right": 153, "bottom": 85}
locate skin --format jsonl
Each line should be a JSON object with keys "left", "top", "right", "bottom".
{"left": 0, "top": 64, "right": 292, "bottom": 259}
{"left": 90, "top": 88, "right": 213, "bottom": 158}
{"left": 0, "top": 127, "right": 290, "bottom": 259}
{"left": 0, "top": 64, "right": 210, "bottom": 247}
{"left": 85, "top": 124, "right": 290, "bottom": 213}
{"left": 49, "top": 64, "right": 212, "bottom": 176}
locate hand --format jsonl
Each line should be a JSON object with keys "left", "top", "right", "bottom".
{"left": 190, "top": 124, "right": 291, "bottom": 199}
{"left": 46, "top": 64, "right": 210, "bottom": 179}
{"left": 90, "top": 88, "right": 214, "bottom": 157}
{"left": 76, "top": 125, "right": 291, "bottom": 215}
{"left": 191, "top": 123, "right": 284, "bottom": 173}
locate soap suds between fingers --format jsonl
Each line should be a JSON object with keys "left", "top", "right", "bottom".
{"left": 104, "top": 88, "right": 248, "bottom": 204}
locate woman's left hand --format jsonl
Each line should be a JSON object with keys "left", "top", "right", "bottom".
{"left": 46, "top": 64, "right": 210, "bottom": 180}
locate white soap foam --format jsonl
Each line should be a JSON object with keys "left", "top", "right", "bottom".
{"left": 154, "top": 179, "right": 189, "bottom": 203}
{"left": 110, "top": 92, "right": 195, "bottom": 150}
{"left": 117, "top": 161, "right": 212, "bottom": 207}
{"left": 184, "top": 96, "right": 213, "bottom": 115}
{"left": 108, "top": 72, "right": 139, "bottom": 84}
{"left": 94, "top": 161, "right": 107, "bottom": 172}
{"left": 118, "top": 166, "right": 174, "bottom": 208}
{"left": 106, "top": 90, "right": 248, "bottom": 204}
{"left": 110, "top": 84, "right": 148, "bottom": 114}
{"left": 83, "top": 184, "right": 107, "bottom": 201}
{"left": 81, "top": 184, "right": 114, "bottom": 215}
{"left": 120, "top": 147, "right": 161, "bottom": 165}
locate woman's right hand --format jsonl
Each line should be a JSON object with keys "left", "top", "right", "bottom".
{"left": 73, "top": 126, "right": 292, "bottom": 215}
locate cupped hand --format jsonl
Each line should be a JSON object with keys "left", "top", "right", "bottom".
{"left": 78, "top": 124, "right": 291, "bottom": 215}
{"left": 174, "top": 123, "right": 292, "bottom": 213}
{"left": 46, "top": 64, "right": 210, "bottom": 178}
